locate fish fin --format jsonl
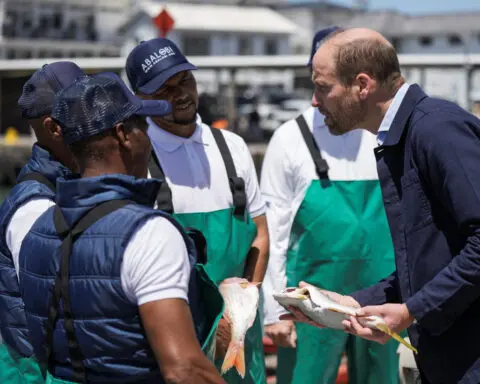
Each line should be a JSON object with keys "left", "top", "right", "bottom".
{"left": 221, "top": 341, "right": 245, "bottom": 378}
{"left": 235, "top": 344, "right": 246, "bottom": 378}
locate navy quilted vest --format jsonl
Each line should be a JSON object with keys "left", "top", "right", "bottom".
{"left": 0, "top": 144, "right": 70, "bottom": 356}
{"left": 19, "top": 174, "right": 199, "bottom": 383}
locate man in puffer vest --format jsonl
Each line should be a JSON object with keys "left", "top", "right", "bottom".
{"left": 0, "top": 61, "right": 84, "bottom": 383}
{"left": 18, "top": 72, "right": 226, "bottom": 384}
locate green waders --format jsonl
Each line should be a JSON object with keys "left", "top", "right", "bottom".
{"left": 276, "top": 116, "right": 399, "bottom": 384}
{"left": 149, "top": 127, "right": 266, "bottom": 384}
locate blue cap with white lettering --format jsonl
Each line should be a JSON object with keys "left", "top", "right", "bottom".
{"left": 126, "top": 38, "right": 197, "bottom": 95}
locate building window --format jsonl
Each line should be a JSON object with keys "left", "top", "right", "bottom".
{"left": 419, "top": 36, "right": 433, "bottom": 46}
{"left": 448, "top": 34, "right": 462, "bottom": 46}
{"left": 265, "top": 38, "right": 277, "bottom": 55}
{"left": 238, "top": 37, "right": 252, "bottom": 55}
{"left": 183, "top": 35, "right": 210, "bottom": 56}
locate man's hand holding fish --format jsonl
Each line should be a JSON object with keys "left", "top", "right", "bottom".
{"left": 343, "top": 304, "right": 415, "bottom": 344}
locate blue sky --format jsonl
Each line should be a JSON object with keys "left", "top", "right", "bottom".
{"left": 289, "top": 0, "right": 480, "bottom": 14}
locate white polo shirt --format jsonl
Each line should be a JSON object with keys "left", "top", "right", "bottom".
{"left": 8, "top": 198, "right": 190, "bottom": 306}
{"left": 260, "top": 107, "right": 380, "bottom": 325}
{"left": 147, "top": 115, "right": 265, "bottom": 218}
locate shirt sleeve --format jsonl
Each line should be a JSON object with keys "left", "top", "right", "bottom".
{"left": 6, "top": 198, "right": 55, "bottom": 278}
{"left": 121, "top": 216, "right": 191, "bottom": 306}
{"left": 260, "top": 130, "right": 296, "bottom": 325}
{"left": 404, "top": 114, "right": 480, "bottom": 335}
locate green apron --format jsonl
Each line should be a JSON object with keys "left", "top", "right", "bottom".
{"left": 276, "top": 116, "right": 399, "bottom": 384}
{"left": 149, "top": 127, "right": 266, "bottom": 384}
{"left": 0, "top": 343, "right": 44, "bottom": 384}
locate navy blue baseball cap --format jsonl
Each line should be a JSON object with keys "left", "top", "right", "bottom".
{"left": 125, "top": 37, "right": 197, "bottom": 95}
{"left": 18, "top": 61, "right": 84, "bottom": 119}
{"left": 52, "top": 72, "right": 172, "bottom": 145}
{"left": 308, "top": 26, "right": 342, "bottom": 66}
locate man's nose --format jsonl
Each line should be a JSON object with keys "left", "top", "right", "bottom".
{"left": 311, "top": 92, "right": 319, "bottom": 107}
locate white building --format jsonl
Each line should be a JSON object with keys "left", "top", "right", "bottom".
{"left": 119, "top": 2, "right": 299, "bottom": 93}
{"left": 0, "top": 0, "right": 134, "bottom": 59}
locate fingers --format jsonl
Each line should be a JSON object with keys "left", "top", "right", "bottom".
{"left": 356, "top": 305, "right": 381, "bottom": 317}
{"left": 347, "top": 316, "right": 391, "bottom": 344}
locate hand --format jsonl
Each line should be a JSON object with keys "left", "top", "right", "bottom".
{"left": 265, "top": 321, "right": 297, "bottom": 348}
{"left": 215, "top": 318, "right": 232, "bottom": 360}
{"left": 343, "top": 303, "right": 414, "bottom": 344}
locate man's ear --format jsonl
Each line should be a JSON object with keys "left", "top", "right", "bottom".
{"left": 115, "top": 122, "right": 132, "bottom": 150}
{"left": 43, "top": 117, "right": 63, "bottom": 142}
{"left": 355, "top": 73, "right": 375, "bottom": 100}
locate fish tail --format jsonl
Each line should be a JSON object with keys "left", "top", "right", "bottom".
{"left": 375, "top": 323, "right": 418, "bottom": 354}
{"left": 221, "top": 340, "right": 246, "bottom": 378}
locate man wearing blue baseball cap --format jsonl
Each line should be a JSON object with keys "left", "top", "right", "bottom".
{"left": 260, "top": 27, "right": 400, "bottom": 383}
{"left": 19, "top": 72, "right": 226, "bottom": 384}
{"left": 0, "top": 61, "right": 84, "bottom": 383}
{"left": 126, "top": 38, "right": 269, "bottom": 384}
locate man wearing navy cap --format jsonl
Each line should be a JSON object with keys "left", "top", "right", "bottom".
{"left": 19, "top": 72, "right": 225, "bottom": 384}
{"left": 126, "top": 38, "right": 269, "bottom": 384}
{"left": 0, "top": 61, "right": 83, "bottom": 383}
{"left": 260, "top": 27, "right": 399, "bottom": 383}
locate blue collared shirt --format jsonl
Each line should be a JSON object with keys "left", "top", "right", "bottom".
{"left": 377, "top": 83, "right": 410, "bottom": 146}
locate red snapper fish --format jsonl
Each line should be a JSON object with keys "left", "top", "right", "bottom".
{"left": 218, "top": 277, "right": 260, "bottom": 378}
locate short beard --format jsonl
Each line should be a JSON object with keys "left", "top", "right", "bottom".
{"left": 328, "top": 95, "right": 366, "bottom": 136}
{"left": 171, "top": 109, "right": 197, "bottom": 125}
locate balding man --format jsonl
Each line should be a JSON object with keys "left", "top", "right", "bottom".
{"left": 261, "top": 26, "right": 399, "bottom": 384}
{"left": 283, "top": 28, "right": 480, "bottom": 383}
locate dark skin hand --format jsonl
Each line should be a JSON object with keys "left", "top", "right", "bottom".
{"left": 140, "top": 298, "right": 226, "bottom": 384}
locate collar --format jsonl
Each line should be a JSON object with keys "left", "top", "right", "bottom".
{"left": 16, "top": 143, "right": 72, "bottom": 185}
{"left": 147, "top": 114, "right": 209, "bottom": 153}
{"left": 56, "top": 174, "right": 161, "bottom": 209}
{"left": 377, "top": 83, "right": 410, "bottom": 146}
{"left": 382, "top": 84, "right": 429, "bottom": 147}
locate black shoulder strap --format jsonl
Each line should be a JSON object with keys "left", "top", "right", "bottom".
{"left": 296, "top": 114, "right": 329, "bottom": 179}
{"left": 210, "top": 127, "right": 247, "bottom": 217}
{"left": 45, "top": 199, "right": 132, "bottom": 383}
{"left": 17, "top": 172, "right": 56, "bottom": 192}
{"left": 148, "top": 151, "right": 174, "bottom": 214}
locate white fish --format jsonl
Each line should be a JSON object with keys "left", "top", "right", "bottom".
{"left": 273, "top": 286, "right": 418, "bottom": 354}
{"left": 218, "top": 277, "right": 260, "bottom": 378}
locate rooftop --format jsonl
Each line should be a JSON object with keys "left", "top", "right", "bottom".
{"left": 122, "top": 2, "right": 299, "bottom": 35}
